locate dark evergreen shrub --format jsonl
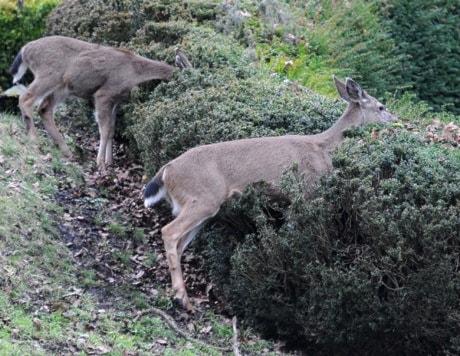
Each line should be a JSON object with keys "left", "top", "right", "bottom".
{"left": 46, "top": 0, "right": 218, "bottom": 46}
{"left": 140, "top": 20, "right": 191, "bottom": 45}
{"left": 201, "top": 131, "right": 460, "bottom": 354}
{"left": 46, "top": 0, "right": 140, "bottom": 44}
{"left": 142, "top": 0, "right": 218, "bottom": 23}
{"left": 384, "top": 0, "right": 459, "bottom": 114}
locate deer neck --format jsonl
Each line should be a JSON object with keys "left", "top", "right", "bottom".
{"left": 313, "top": 103, "right": 362, "bottom": 151}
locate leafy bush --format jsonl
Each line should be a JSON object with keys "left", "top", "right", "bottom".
{"left": 46, "top": 0, "right": 218, "bottom": 46}
{"left": 0, "top": 0, "right": 59, "bottom": 91}
{"left": 46, "top": 0, "right": 147, "bottom": 44}
{"left": 200, "top": 131, "right": 460, "bottom": 354}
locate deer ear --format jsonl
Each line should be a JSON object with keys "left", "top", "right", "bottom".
{"left": 345, "top": 77, "right": 368, "bottom": 103}
{"left": 333, "top": 75, "right": 351, "bottom": 102}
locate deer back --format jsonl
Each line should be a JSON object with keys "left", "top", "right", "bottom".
{"left": 22, "top": 36, "right": 176, "bottom": 98}
{"left": 162, "top": 135, "right": 332, "bottom": 206}
{"left": 23, "top": 36, "right": 95, "bottom": 78}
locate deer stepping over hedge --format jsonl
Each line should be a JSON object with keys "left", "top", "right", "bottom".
{"left": 9, "top": 35, "right": 192, "bottom": 170}
{"left": 144, "top": 76, "right": 397, "bottom": 312}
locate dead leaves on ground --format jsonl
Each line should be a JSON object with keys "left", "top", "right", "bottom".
{"left": 425, "top": 119, "right": 460, "bottom": 145}
{"left": 54, "top": 136, "right": 216, "bottom": 314}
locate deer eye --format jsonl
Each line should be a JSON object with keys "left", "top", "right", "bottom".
{"left": 379, "top": 105, "right": 386, "bottom": 111}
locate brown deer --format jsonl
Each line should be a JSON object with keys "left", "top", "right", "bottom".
{"left": 144, "top": 76, "right": 397, "bottom": 311}
{"left": 9, "top": 35, "right": 191, "bottom": 170}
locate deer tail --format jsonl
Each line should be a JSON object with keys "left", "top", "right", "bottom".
{"left": 144, "top": 168, "right": 167, "bottom": 208}
{"left": 10, "top": 49, "right": 28, "bottom": 84}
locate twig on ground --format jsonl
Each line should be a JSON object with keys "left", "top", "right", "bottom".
{"left": 60, "top": 291, "right": 82, "bottom": 299}
{"left": 134, "top": 307, "right": 232, "bottom": 352}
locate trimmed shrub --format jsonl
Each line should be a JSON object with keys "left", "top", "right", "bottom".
{"left": 128, "top": 26, "right": 343, "bottom": 174}
{"left": 46, "top": 0, "right": 145, "bottom": 44}
{"left": 46, "top": 0, "right": 218, "bottom": 46}
{"left": 201, "top": 131, "right": 460, "bottom": 354}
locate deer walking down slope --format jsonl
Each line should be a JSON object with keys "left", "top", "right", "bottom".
{"left": 144, "top": 76, "right": 397, "bottom": 312}
{"left": 9, "top": 35, "right": 191, "bottom": 170}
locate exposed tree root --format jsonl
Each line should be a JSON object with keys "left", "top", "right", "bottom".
{"left": 134, "top": 307, "right": 233, "bottom": 353}
{"left": 232, "top": 316, "right": 241, "bottom": 356}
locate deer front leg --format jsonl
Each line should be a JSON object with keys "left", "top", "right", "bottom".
{"left": 38, "top": 93, "right": 72, "bottom": 158}
{"left": 94, "top": 95, "right": 116, "bottom": 170}
{"left": 18, "top": 89, "right": 39, "bottom": 144}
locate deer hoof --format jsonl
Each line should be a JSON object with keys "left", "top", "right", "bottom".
{"left": 174, "top": 295, "right": 194, "bottom": 313}
{"left": 28, "top": 132, "right": 39, "bottom": 144}
{"left": 63, "top": 148, "right": 73, "bottom": 158}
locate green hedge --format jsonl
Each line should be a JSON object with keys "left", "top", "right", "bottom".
{"left": 46, "top": 0, "right": 218, "bottom": 46}
{"left": 200, "top": 131, "right": 459, "bottom": 354}
{"left": 0, "top": 0, "right": 59, "bottom": 91}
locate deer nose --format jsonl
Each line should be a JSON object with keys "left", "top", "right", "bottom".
{"left": 385, "top": 110, "right": 398, "bottom": 123}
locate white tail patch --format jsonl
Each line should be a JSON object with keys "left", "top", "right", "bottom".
{"left": 144, "top": 186, "right": 167, "bottom": 208}
{"left": 13, "top": 63, "right": 27, "bottom": 84}
{"left": 2, "top": 84, "right": 27, "bottom": 97}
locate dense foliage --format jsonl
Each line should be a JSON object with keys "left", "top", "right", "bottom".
{"left": 384, "top": 0, "right": 459, "bottom": 114}
{"left": 45, "top": 0, "right": 218, "bottom": 47}
{"left": 202, "top": 132, "right": 460, "bottom": 353}
{"left": 129, "top": 38, "right": 342, "bottom": 173}
{"left": 217, "top": 0, "right": 402, "bottom": 97}
{"left": 216, "top": 0, "right": 459, "bottom": 113}
{"left": 0, "top": 0, "right": 59, "bottom": 91}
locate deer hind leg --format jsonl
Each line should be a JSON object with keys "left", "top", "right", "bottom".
{"left": 18, "top": 81, "right": 44, "bottom": 143}
{"left": 19, "top": 79, "right": 63, "bottom": 144}
{"left": 161, "top": 203, "right": 219, "bottom": 311}
{"left": 94, "top": 94, "right": 117, "bottom": 170}
{"left": 38, "top": 91, "right": 72, "bottom": 157}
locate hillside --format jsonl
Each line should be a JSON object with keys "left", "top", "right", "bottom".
{"left": 1, "top": 111, "right": 280, "bottom": 354}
